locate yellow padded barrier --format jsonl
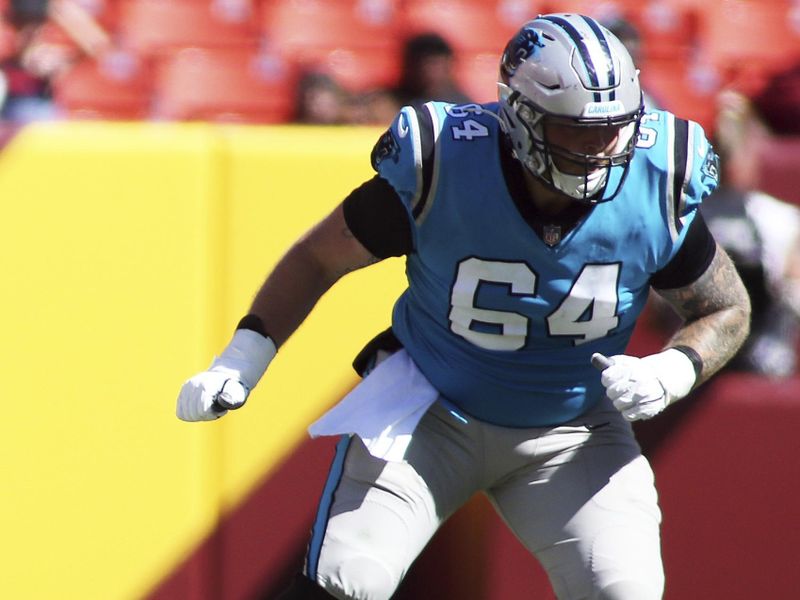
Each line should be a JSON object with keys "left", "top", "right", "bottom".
{"left": 0, "top": 122, "right": 406, "bottom": 600}
{"left": 214, "top": 126, "right": 405, "bottom": 508}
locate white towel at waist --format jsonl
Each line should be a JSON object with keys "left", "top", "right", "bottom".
{"left": 308, "top": 349, "right": 439, "bottom": 461}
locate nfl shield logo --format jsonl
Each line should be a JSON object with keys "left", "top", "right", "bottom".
{"left": 543, "top": 225, "right": 561, "bottom": 247}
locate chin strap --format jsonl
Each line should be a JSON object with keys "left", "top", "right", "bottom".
{"left": 549, "top": 160, "right": 608, "bottom": 201}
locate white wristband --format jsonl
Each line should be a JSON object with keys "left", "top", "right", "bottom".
{"left": 210, "top": 329, "right": 277, "bottom": 390}
{"left": 641, "top": 348, "right": 697, "bottom": 404}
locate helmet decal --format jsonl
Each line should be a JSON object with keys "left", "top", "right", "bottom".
{"left": 500, "top": 27, "right": 545, "bottom": 79}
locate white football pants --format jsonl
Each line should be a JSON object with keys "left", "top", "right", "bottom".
{"left": 304, "top": 397, "right": 664, "bottom": 600}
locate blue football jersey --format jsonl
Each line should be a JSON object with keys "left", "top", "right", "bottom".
{"left": 373, "top": 101, "right": 719, "bottom": 427}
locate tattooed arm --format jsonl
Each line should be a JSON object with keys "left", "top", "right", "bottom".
{"left": 248, "top": 203, "right": 380, "bottom": 347}
{"left": 594, "top": 244, "right": 750, "bottom": 423}
{"left": 655, "top": 243, "right": 751, "bottom": 386}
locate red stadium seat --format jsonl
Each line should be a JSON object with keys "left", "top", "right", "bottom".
{"left": 455, "top": 51, "right": 502, "bottom": 103}
{"left": 152, "top": 46, "right": 298, "bottom": 123}
{"left": 0, "top": 17, "right": 17, "bottom": 60}
{"left": 314, "top": 47, "right": 400, "bottom": 93}
{"left": 262, "top": 0, "right": 402, "bottom": 64}
{"left": 539, "top": 0, "right": 699, "bottom": 60}
{"left": 630, "top": 3, "right": 699, "bottom": 60}
{"left": 538, "top": 0, "right": 640, "bottom": 20}
{"left": 639, "top": 56, "right": 721, "bottom": 133}
{"left": 699, "top": 0, "right": 800, "bottom": 79}
{"left": 116, "top": 0, "right": 259, "bottom": 58}
{"left": 399, "top": 0, "right": 519, "bottom": 54}
{"left": 53, "top": 51, "right": 153, "bottom": 119}
{"left": 495, "top": 0, "right": 542, "bottom": 26}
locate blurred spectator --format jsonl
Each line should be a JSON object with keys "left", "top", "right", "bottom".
{"left": 601, "top": 16, "right": 660, "bottom": 110}
{"left": 749, "top": 60, "right": 800, "bottom": 136}
{"left": 297, "top": 33, "right": 476, "bottom": 127}
{"left": 1, "top": 0, "right": 111, "bottom": 122}
{"left": 700, "top": 90, "right": 800, "bottom": 377}
{"left": 294, "top": 71, "right": 349, "bottom": 125}
{"left": 390, "top": 32, "right": 472, "bottom": 109}
{"left": 1, "top": 0, "right": 58, "bottom": 120}
{"left": 346, "top": 87, "right": 396, "bottom": 125}
{"left": 294, "top": 71, "right": 403, "bottom": 126}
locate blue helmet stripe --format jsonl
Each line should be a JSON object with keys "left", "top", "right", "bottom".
{"left": 581, "top": 15, "right": 617, "bottom": 101}
{"left": 542, "top": 15, "right": 602, "bottom": 102}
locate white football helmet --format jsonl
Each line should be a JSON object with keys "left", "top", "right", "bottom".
{"left": 498, "top": 13, "right": 644, "bottom": 202}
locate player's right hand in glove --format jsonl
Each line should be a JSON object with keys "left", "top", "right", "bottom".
{"left": 176, "top": 328, "right": 276, "bottom": 422}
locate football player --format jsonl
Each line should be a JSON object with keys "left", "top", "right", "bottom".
{"left": 177, "top": 14, "right": 750, "bottom": 600}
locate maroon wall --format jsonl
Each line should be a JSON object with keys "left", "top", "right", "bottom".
{"left": 147, "top": 372, "right": 800, "bottom": 600}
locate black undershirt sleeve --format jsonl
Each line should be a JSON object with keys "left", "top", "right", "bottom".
{"left": 344, "top": 171, "right": 714, "bottom": 286}
{"left": 342, "top": 175, "right": 413, "bottom": 258}
{"left": 650, "top": 211, "right": 717, "bottom": 290}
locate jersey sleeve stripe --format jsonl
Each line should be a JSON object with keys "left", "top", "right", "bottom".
{"left": 666, "top": 115, "right": 690, "bottom": 241}
{"left": 678, "top": 121, "right": 697, "bottom": 230}
{"left": 405, "top": 106, "right": 424, "bottom": 216}
{"left": 665, "top": 114, "right": 677, "bottom": 241}
{"left": 411, "top": 102, "right": 440, "bottom": 225}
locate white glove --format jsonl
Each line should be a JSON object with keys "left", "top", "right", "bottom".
{"left": 176, "top": 329, "right": 277, "bottom": 422}
{"left": 592, "top": 349, "right": 697, "bottom": 422}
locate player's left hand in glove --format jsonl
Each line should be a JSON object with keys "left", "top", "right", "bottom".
{"left": 176, "top": 329, "right": 277, "bottom": 422}
{"left": 592, "top": 349, "right": 697, "bottom": 421}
